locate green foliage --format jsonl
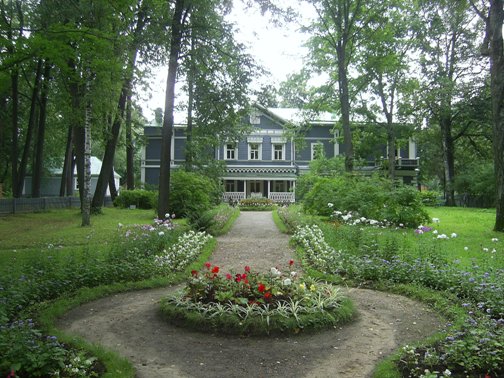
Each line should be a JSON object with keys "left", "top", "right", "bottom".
{"left": 168, "top": 171, "right": 221, "bottom": 220}
{"left": 113, "top": 189, "right": 157, "bottom": 209}
{"left": 160, "top": 262, "right": 354, "bottom": 336}
{"left": 191, "top": 204, "right": 240, "bottom": 236}
{"left": 293, "top": 208, "right": 504, "bottom": 378}
{"left": 455, "top": 161, "right": 495, "bottom": 207}
{"left": 239, "top": 198, "right": 275, "bottom": 211}
{"left": 419, "top": 190, "right": 442, "bottom": 206}
{"left": 303, "top": 175, "right": 428, "bottom": 227}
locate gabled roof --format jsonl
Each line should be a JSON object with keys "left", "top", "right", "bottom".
{"left": 254, "top": 104, "right": 337, "bottom": 126}
{"left": 50, "top": 156, "right": 121, "bottom": 178}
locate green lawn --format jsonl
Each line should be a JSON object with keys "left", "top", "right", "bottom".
{"left": 0, "top": 208, "right": 159, "bottom": 275}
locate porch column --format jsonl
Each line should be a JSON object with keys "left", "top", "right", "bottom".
{"left": 243, "top": 180, "right": 247, "bottom": 199}
{"left": 267, "top": 180, "right": 271, "bottom": 199}
{"left": 292, "top": 180, "right": 296, "bottom": 202}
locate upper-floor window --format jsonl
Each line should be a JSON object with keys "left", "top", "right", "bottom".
{"left": 311, "top": 142, "right": 324, "bottom": 160}
{"left": 249, "top": 143, "right": 261, "bottom": 160}
{"left": 273, "top": 144, "right": 284, "bottom": 160}
{"left": 225, "top": 143, "right": 237, "bottom": 160}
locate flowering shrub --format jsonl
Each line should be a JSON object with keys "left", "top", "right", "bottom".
{"left": 155, "top": 231, "right": 213, "bottom": 271}
{"left": 239, "top": 198, "right": 275, "bottom": 211}
{"left": 0, "top": 320, "right": 99, "bottom": 377}
{"left": 0, "top": 219, "right": 212, "bottom": 377}
{"left": 331, "top": 209, "right": 395, "bottom": 228}
{"left": 160, "top": 261, "right": 353, "bottom": 335}
{"left": 292, "top": 223, "right": 504, "bottom": 377}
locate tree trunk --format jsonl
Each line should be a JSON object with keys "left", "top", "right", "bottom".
{"left": 125, "top": 90, "right": 135, "bottom": 189}
{"left": 32, "top": 61, "right": 51, "bottom": 198}
{"left": 440, "top": 114, "right": 456, "bottom": 206}
{"left": 158, "top": 0, "right": 189, "bottom": 220}
{"left": 108, "top": 169, "right": 118, "bottom": 201}
{"left": 60, "top": 125, "right": 73, "bottom": 196}
{"left": 185, "top": 30, "right": 196, "bottom": 171}
{"left": 82, "top": 78, "right": 92, "bottom": 227}
{"left": 337, "top": 46, "right": 353, "bottom": 172}
{"left": 488, "top": 0, "right": 504, "bottom": 231}
{"left": 10, "top": 68, "right": 19, "bottom": 197}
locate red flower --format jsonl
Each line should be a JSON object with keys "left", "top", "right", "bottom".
{"left": 191, "top": 270, "right": 198, "bottom": 277}
{"left": 289, "top": 259, "right": 294, "bottom": 266}
{"left": 244, "top": 265, "right": 251, "bottom": 272}
{"left": 204, "top": 262, "right": 211, "bottom": 269}
{"left": 264, "top": 292, "right": 272, "bottom": 300}
{"left": 235, "top": 273, "right": 242, "bottom": 282}
{"left": 212, "top": 266, "right": 220, "bottom": 274}
{"left": 241, "top": 273, "right": 247, "bottom": 280}
{"left": 7, "top": 370, "right": 15, "bottom": 378}
{"left": 258, "top": 283, "right": 266, "bottom": 293}
{"left": 226, "top": 273, "right": 232, "bottom": 280}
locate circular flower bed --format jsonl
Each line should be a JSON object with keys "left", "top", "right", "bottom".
{"left": 160, "top": 261, "right": 354, "bottom": 335}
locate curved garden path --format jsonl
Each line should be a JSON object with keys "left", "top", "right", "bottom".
{"left": 57, "top": 211, "right": 443, "bottom": 378}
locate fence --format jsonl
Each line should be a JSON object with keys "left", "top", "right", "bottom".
{"left": 0, "top": 196, "right": 114, "bottom": 215}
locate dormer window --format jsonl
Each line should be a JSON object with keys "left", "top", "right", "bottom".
{"left": 249, "top": 143, "right": 260, "bottom": 160}
{"left": 225, "top": 143, "right": 237, "bottom": 160}
{"left": 273, "top": 144, "right": 284, "bottom": 160}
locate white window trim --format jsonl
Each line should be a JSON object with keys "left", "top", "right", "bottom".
{"left": 272, "top": 143, "right": 285, "bottom": 161}
{"left": 311, "top": 142, "right": 324, "bottom": 160}
{"left": 224, "top": 143, "right": 238, "bottom": 160}
{"left": 248, "top": 142, "right": 262, "bottom": 160}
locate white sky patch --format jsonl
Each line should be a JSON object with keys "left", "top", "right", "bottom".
{"left": 137, "top": 2, "right": 315, "bottom": 119}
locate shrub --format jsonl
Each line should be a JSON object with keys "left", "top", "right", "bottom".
{"left": 239, "top": 198, "right": 274, "bottom": 211}
{"left": 113, "top": 189, "right": 156, "bottom": 209}
{"left": 303, "top": 175, "right": 428, "bottom": 227}
{"left": 168, "top": 171, "right": 221, "bottom": 220}
{"left": 191, "top": 204, "right": 240, "bottom": 235}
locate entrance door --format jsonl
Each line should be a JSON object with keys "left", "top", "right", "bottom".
{"left": 247, "top": 180, "right": 263, "bottom": 198}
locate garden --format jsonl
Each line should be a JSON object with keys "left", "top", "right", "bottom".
{"left": 0, "top": 174, "right": 503, "bottom": 377}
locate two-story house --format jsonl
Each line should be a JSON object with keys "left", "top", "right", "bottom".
{"left": 141, "top": 104, "right": 419, "bottom": 202}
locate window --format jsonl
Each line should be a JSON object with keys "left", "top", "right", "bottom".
{"left": 225, "top": 180, "right": 236, "bottom": 192}
{"left": 225, "top": 143, "right": 237, "bottom": 160}
{"left": 274, "top": 181, "right": 285, "bottom": 192}
{"left": 273, "top": 144, "right": 284, "bottom": 160}
{"left": 311, "top": 142, "right": 324, "bottom": 160}
{"left": 249, "top": 143, "right": 261, "bottom": 160}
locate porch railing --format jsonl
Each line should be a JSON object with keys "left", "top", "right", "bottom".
{"left": 222, "top": 192, "right": 246, "bottom": 202}
{"left": 268, "top": 192, "right": 295, "bottom": 203}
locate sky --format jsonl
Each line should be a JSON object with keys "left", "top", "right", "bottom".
{"left": 138, "top": 2, "right": 314, "bottom": 119}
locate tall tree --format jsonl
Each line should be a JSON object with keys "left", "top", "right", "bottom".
{"left": 357, "top": 1, "right": 419, "bottom": 181}
{"left": 470, "top": 0, "right": 504, "bottom": 230}
{"left": 157, "top": 0, "right": 191, "bottom": 220}
{"left": 305, "top": 0, "right": 386, "bottom": 172}
{"left": 418, "top": 0, "right": 484, "bottom": 205}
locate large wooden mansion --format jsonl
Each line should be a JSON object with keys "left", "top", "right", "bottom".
{"left": 141, "top": 104, "right": 419, "bottom": 202}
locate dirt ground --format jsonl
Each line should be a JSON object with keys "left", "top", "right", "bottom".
{"left": 57, "top": 212, "right": 444, "bottom": 378}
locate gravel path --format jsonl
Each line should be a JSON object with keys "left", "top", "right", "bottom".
{"left": 57, "top": 211, "right": 443, "bottom": 378}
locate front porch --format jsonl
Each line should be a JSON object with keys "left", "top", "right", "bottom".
{"left": 222, "top": 179, "right": 295, "bottom": 203}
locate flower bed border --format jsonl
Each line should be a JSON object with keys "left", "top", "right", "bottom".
{"left": 159, "top": 295, "right": 354, "bottom": 336}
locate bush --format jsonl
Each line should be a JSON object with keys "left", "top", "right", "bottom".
{"left": 113, "top": 189, "right": 156, "bottom": 209}
{"left": 303, "top": 175, "right": 428, "bottom": 227}
{"left": 419, "top": 190, "right": 441, "bottom": 206}
{"left": 168, "top": 171, "right": 221, "bottom": 220}
{"left": 239, "top": 198, "right": 274, "bottom": 211}
{"left": 191, "top": 204, "right": 240, "bottom": 236}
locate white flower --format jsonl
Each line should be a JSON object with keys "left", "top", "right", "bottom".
{"left": 432, "top": 217, "right": 440, "bottom": 223}
{"left": 492, "top": 237, "right": 499, "bottom": 242}
{"left": 451, "top": 233, "right": 457, "bottom": 238}
{"left": 483, "top": 247, "right": 489, "bottom": 252}
{"left": 283, "top": 278, "right": 292, "bottom": 286}
{"left": 118, "top": 223, "right": 123, "bottom": 228}
{"left": 165, "top": 213, "right": 170, "bottom": 218}
{"left": 328, "top": 202, "right": 334, "bottom": 208}
{"left": 290, "top": 271, "right": 297, "bottom": 277}
{"left": 437, "top": 234, "right": 449, "bottom": 239}
{"left": 464, "top": 247, "right": 468, "bottom": 251}
{"left": 270, "top": 267, "right": 282, "bottom": 277}
{"left": 158, "top": 231, "right": 165, "bottom": 236}
{"left": 433, "top": 230, "right": 438, "bottom": 234}
{"left": 492, "top": 248, "right": 497, "bottom": 253}
{"left": 443, "top": 369, "right": 452, "bottom": 377}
